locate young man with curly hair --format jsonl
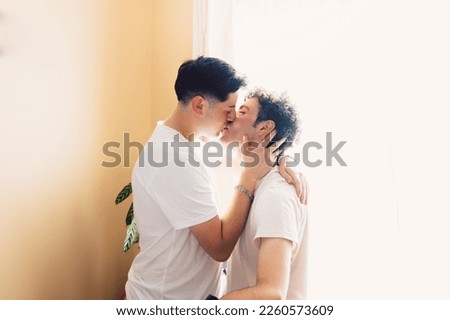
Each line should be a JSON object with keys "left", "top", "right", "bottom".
{"left": 220, "top": 89, "right": 308, "bottom": 299}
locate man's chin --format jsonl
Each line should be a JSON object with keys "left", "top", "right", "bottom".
{"left": 199, "top": 129, "right": 220, "bottom": 140}
{"left": 219, "top": 132, "right": 231, "bottom": 144}
{"left": 220, "top": 132, "right": 240, "bottom": 144}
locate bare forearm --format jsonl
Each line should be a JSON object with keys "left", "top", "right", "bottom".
{"left": 222, "top": 238, "right": 292, "bottom": 300}
{"left": 221, "top": 283, "right": 284, "bottom": 300}
{"left": 218, "top": 172, "right": 258, "bottom": 258}
{"left": 190, "top": 147, "right": 274, "bottom": 261}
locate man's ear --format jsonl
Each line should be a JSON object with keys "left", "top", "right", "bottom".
{"left": 256, "top": 120, "right": 276, "bottom": 139}
{"left": 191, "top": 96, "right": 208, "bottom": 116}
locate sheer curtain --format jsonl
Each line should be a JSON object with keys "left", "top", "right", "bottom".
{"left": 193, "top": 0, "right": 450, "bottom": 298}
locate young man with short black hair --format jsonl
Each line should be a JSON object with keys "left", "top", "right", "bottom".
{"left": 125, "top": 57, "right": 284, "bottom": 299}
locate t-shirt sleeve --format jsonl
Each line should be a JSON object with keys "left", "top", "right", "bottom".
{"left": 253, "top": 187, "right": 305, "bottom": 249}
{"left": 149, "top": 161, "right": 218, "bottom": 230}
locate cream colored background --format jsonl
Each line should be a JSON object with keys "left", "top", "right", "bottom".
{"left": 2, "top": 0, "right": 449, "bottom": 300}
{"left": 0, "top": 0, "right": 192, "bottom": 299}
{"left": 195, "top": 0, "right": 450, "bottom": 299}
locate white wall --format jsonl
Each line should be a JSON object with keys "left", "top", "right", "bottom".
{"left": 197, "top": 0, "right": 450, "bottom": 298}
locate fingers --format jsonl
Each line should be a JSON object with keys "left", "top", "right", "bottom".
{"left": 304, "top": 173, "right": 309, "bottom": 205}
{"left": 287, "top": 167, "right": 303, "bottom": 201}
{"left": 270, "top": 137, "right": 287, "bottom": 155}
{"left": 298, "top": 172, "right": 309, "bottom": 205}
{"left": 279, "top": 156, "right": 302, "bottom": 202}
{"left": 264, "top": 130, "right": 288, "bottom": 165}
{"left": 242, "top": 130, "right": 289, "bottom": 167}
{"left": 261, "top": 130, "right": 277, "bottom": 148}
{"left": 267, "top": 138, "right": 285, "bottom": 164}
{"left": 273, "top": 149, "right": 283, "bottom": 159}
{"left": 279, "top": 155, "right": 309, "bottom": 205}
{"left": 279, "top": 156, "right": 293, "bottom": 184}
{"left": 261, "top": 129, "right": 287, "bottom": 158}
{"left": 246, "top": 129, "right": 285, "bottom": 154}
{"left": 299, "top": 174, "right": 306, "bottom": 204}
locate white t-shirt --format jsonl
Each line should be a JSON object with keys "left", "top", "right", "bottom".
{"left": 226, "top": 167, "right": 308, "bottom": 299}
{"left": 125, "top": 122, "right": 221, "bottom": 299}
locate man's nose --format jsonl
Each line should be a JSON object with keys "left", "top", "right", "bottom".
{"left": 227, "top": 109, "right": 236, "bottom": 122}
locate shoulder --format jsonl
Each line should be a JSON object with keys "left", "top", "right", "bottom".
{"left": 255, "top": 169, "right": 298, "bottom": 203}
{"left": 252, "top": 169, "right": 306, "bottom": 221}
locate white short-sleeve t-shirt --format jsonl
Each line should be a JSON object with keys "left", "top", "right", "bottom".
{"left": 125, "top": 122, "right": 221, "bottom": 299}
{"left": 226, "top": 167, "right": 308, "bottom": 299}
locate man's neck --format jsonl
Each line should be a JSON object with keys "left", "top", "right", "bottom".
{"left": 164, "top": 105, "right": 197, "bottom": 141}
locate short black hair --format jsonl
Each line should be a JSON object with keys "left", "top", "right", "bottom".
{"left": 175, "top": 56, "right": 246, "bottom": 104}
{"left": 249, "top": 89, "right": 301, "bottom": 154}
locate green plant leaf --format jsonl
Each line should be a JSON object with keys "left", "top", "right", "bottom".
{"left": 125, "top": 203, "right": 134, "bottom": 226}
{"left": 123, "top": 219, "right": 139, "bottom": 252}
{"left": 116, "top": 183, "right": 132, "bottom": 205}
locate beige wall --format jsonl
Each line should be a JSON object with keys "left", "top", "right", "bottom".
{"left": 0, "top": 0, "right": 192, "bottom": 299}
{"left": 151, "top": 0, "right": 194, "bottom": 125}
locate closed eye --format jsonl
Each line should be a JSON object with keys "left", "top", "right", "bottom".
{"left": 238, "top": 105, "right": 249, "bottom": 115}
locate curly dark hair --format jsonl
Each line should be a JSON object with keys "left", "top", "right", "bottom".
{"left": 248, "top": 89, "right": 301, "bottom": 154}
{"left": 175, "top": 56, "right": 246, "bottom": 105}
